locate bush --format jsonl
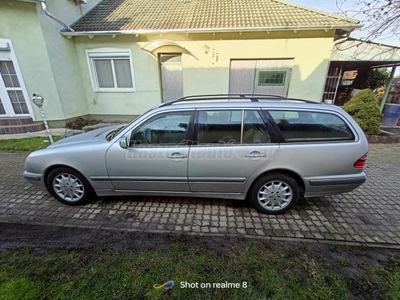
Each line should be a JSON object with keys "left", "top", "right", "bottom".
{"left": 343, "top": 89, "right": 382, "bottom": 134}
{"left": 65, "top": 117, "right": 102, "bottom": 130}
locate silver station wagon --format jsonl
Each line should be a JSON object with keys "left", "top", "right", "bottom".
{"left": 24, "top": 95, "right": 368, "bottom": 214}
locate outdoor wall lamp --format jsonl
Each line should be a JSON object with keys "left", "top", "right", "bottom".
{"left": 32, "top": 93, "right": 54, "bottom": 144}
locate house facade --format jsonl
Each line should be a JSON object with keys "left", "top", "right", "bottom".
{"left": 0, "top": 0, "right": 361, "bottom": 130}
{"left": 0, "top": 0, "right": 103, "bottom": 130}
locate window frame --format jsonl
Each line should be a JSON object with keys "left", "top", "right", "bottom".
{"left": 86, "top": 48, "right": 136, "bottom": 93}
{"left": 193, "top": 109, "right": 276, "bottom": 146}
{"left": 265, "top": 109, "right": 357, "bottom": 144}
{"left": 258, "top": 71, "right": 287, "bottom": 87}
{"left": 0, "top": 38, "right": 35, "bottom": 119}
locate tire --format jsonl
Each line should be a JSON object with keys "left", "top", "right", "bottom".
{"left": 249, "top": 173, "right": 299, "bottom": 215}
{"left": 46, "top": 167, "right": 94, "bottom": 206}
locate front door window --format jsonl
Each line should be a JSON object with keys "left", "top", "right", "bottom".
{"left": 131, "top": 111, "right": 191, "bottom": 146}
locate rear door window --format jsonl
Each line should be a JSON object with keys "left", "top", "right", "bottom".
{"left": 243, "top": 111, "right": 270, "bottom": 144}
{"left": 269, "top": 110, "right": 355, "bottom": 142}
{"left": 197, "top": 110, "right": 241, "bottom": 144}
{"left": 196, "top": 110, "right": 271, "bottom": 144}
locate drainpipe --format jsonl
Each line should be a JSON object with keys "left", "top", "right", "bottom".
{"left": 37, "top": 0, "right": 74, "bottom": 32}
{"left": 379, "top": 64, "right": 397, "bottom": 112}
{"left": 333, "top": 33, "right": 350, "bottom": 47}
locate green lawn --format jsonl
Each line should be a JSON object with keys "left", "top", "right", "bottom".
{"left": 0, "top": 136, "right": 61, "bottom": 151}
{"left": 0, "top": 242, "right": 399, "bottom": 300}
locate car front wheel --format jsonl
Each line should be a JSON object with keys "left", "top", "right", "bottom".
{"left": 46, "top": 167, "right": 93, "bottom": 206}
{"left": 249, "top": 173, "right": 299, "bottom": 214}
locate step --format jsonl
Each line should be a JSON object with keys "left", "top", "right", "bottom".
{"left": 0, "top": 122, "right": 45, "bottom": 135}
{"left": 0, "top": 117, "right": 34, "bottom": 126}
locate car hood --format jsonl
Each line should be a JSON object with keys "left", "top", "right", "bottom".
{"left": 47, "top": 125, "right": 125, "bottom": 149}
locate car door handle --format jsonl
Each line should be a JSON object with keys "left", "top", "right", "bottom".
{"left": 168, "top": 152, "right": 187, "bottom": 159}
{"left": 245, "top": 151, "right": 266, "bottom": 158}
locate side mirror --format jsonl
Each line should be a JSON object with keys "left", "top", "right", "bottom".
{"left": 119, "top": 136, "right": 129, "bottom": 149}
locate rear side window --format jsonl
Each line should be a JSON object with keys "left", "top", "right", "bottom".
{"left": 269, "top": 110, "right": 354, "bottom": 142}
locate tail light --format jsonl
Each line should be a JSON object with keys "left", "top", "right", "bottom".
{"left": 354, "top": 153, "right": 368, "bottom": 169}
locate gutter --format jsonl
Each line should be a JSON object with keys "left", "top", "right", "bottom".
{"left": 61, "top": 24, "right": 363, "bottom": 37}
{"left": 37, "top": 0, "right": 74, "bottom": 32}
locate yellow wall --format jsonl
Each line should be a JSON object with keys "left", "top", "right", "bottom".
{"left": 178, "top": 36, "right": 333, "bottom": 100}
{"left": 74, "top": 31, "right": 334, "bottom": 117}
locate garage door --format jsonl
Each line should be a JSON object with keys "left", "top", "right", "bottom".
{"left": 229, "top": 59, "right": 293, "bottom": 96}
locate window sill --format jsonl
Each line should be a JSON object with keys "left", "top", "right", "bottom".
{"left": 94, "top": 89, "right": 136, "bottom": 93}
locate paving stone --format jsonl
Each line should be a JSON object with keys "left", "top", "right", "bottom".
{"left": 1, "top": 144, "right": 399, "bottom": 245}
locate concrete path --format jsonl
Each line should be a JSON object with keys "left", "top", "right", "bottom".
{"left": 0, "top": 128, "right": 67, "bottom": 139}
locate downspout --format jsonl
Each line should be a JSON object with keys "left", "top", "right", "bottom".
{"left": 333, "top": 33, "right": 350, "bottom": 46}
{"left": 37, "top": 0, "right": 74, "bottom": 32}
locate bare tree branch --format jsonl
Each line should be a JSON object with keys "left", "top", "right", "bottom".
{"left": 337, "top": 0, "right": 400, "bottom": 42}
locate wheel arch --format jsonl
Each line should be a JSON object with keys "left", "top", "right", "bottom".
{"left": 44, "top": 164, "right": 93, "bottom": 191}
{"left": 246, "top": 169, "right": 305, "bottom": 198}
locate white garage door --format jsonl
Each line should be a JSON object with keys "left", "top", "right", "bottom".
{"left": 229, "top": 59, "right": 293, "bottom": 97}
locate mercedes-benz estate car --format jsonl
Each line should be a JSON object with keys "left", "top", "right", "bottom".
{"left": 24, "top": 94, "right": 368, "bottom": 214}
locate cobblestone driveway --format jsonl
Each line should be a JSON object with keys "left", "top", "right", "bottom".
{"left": 0, "top": 144, "right": 399, "bottom": 246}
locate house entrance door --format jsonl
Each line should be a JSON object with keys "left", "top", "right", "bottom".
{"left": 160, "top": 54, "right": 183, "bottom": 102}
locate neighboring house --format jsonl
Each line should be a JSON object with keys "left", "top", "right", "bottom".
{"left": 0, "top": 0, "right": 361, "bottom": 132}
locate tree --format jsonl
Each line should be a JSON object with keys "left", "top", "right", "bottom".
{"left": 353, "top": 68, "right": 390, "bottom": 89}
{"left": 336, "top": 0, "right": 400, "bottom": 41}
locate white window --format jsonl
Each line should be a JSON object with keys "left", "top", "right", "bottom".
{"left": 0, "top": 39, "right": 34, "bottom": 118}
{"left": 86, "top": 49, "right": 136, "bottom": 92}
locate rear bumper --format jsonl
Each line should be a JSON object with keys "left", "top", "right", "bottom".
{"left": 23, "top": 171, "right": 47, "bottom": 189}
{"left": 304, "top": 172, "right": 366, "bottom": 197}
{"left": 308, "top": 175, "right": 366, "bottom": 186}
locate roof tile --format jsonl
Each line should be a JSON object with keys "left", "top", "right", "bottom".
{"left": 70, "top": 0, "right": 360, "bottom": 32}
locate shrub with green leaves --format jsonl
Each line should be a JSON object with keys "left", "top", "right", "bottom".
{"left": 343, "top": 89, "right": 382, "bottom": 134}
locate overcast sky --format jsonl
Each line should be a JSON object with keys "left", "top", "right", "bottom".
{"left": 291, "top": 0, "right": 400, "bottom": 47}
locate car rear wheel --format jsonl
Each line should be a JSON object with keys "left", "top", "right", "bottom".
{"left": 46, "top": 167, "right": 94, "bottom": 206}
{"left": 249, "top": 173, "right": 299, "bottom": 214}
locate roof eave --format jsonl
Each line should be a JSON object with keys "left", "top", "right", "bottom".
{"left": 61, "top": 24, "right": 363, "bottom": 37}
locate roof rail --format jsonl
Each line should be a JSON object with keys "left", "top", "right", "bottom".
{"left": 160, "top": 94, "right": 316, "bottom": 106}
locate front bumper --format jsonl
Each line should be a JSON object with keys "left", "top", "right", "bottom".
{"left": 23, "top": 171, "right": 47, "bottom": 189}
